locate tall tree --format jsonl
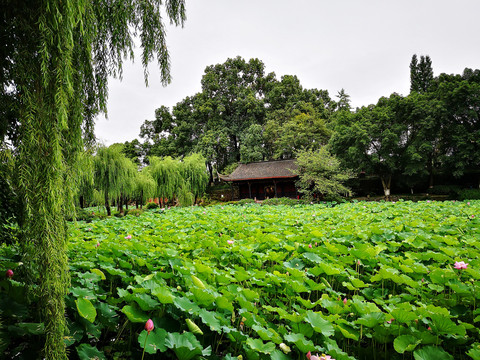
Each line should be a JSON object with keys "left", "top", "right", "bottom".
{"left": 330, "top": 94, "right": 407, "bottom": 196}
{"left": 1, "top": 1, "right": 186, "bottom": 358}
{"left": 410, "top": 54, "right": 434, "bottom": 93}
{"left": 94, "top": 146, "right": 136, "bottom": 216}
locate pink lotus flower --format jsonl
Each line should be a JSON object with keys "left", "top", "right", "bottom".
{"left": 145, "top": 319, "right": 154, "bottom": 333}
{"left": 308, "top": 244, "right": 312, "bottom": 248}
{"left": 467, "top": 202, "right": 470, "bottom": 205}
{"left": 227, "top": 240, "right": 234, "bottom": 245}
{"left": 6, "top": 269, "right": 13, "bottom": 278}
{"left": 95, "top": 242, "right": 100, "bottom": 248}
{"left": 454, "top": 261, "right": 468, "bottom": 269}
{"left": 125, "top": 235, "right": 132, "bottom": 239}
{"left": 427, "top": 326, "right": 432, "bottom": 331}
{"left": 343, "top": 298, "right": 347, "bottom": 305}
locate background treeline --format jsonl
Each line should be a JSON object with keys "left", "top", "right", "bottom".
{"left": 121, "top": 55, "right": 480, "bottom": 196}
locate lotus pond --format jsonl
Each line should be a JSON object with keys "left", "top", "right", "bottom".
{"left": 2, "top": 200, "right": 480, "bottom": 359}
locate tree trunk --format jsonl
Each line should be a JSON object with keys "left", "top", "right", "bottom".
{"left": 381, "top": 175, "right": 392, "bottom": 198}
{"left": 105, "top": 193, "right": 111, "bottom": 216}
{"left": 207, "top": 162, "right": 214, "bottom": 184}
{"left": 125, "top": 195, "right": 128, "bottom": 211}
{"left": 79, "top": 195, "right": 84, "bottom": 209}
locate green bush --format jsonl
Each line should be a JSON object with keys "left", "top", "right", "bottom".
{"left": 262, "top": 197, "right": 300, "bottom": 206}
{"left": 236, "top": 198, "right": 255, "bottom": 205}
{"left": 145, "top": 201, "right": 159, "bottom": 209}
{"left": 428, "top": 185, "right": 461, "bottom": 196}
{"left": 458, "top": 189, "right": 480, "bottom": 200}
{"left": 126, "top": 208, "right": 144, "bottom": 217}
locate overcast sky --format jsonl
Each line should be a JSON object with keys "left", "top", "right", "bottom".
{"left": 95, "top": 0, "right": 480, "bottom": 146}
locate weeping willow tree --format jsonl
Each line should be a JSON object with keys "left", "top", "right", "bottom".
{"left": 134, "top": 167, "right": 157, "bottom": 208}
{"left": 149, "top": 154, "right": 208, "bottom": 206}
{"left": 181, "top": 153, "right": 209, "bottom": 203}
{"left": 2, "top": 1, "right": 186, "bottom": 358}
{"left": 149, "top": 156, "right": 182, "bottom": 206}
{"left": 93, "top": 146, "right": 137, "bottom": 216}
{"left": 75, "top": 150, "right": 95, "bottom": 208}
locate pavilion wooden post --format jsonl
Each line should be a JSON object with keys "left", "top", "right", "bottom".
{"left": 248, "top": 182, "right": 252, "bottom": 199}
{"left": 273, "top": 180, "right": 277, "bottom": 197}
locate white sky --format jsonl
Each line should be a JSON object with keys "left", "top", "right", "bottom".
{"left": 95, "top": 0, "right": 480, "bottom": 146}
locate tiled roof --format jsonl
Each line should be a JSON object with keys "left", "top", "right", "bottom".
{"left": 220, "top": 159, "right": 298, "bottom": 182}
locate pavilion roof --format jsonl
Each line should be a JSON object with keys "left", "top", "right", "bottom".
{"left": 219, "top": 159, "right": 298, "bottom": 182}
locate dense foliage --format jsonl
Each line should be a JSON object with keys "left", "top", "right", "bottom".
{"left": 2, "top": 201, "right": 479, "bottom": 359}
{"left": 137, "top": 55, "right": 480, "bottom": 195}
{"left": 1, "top": 1, "right": 187, "bottom": 358}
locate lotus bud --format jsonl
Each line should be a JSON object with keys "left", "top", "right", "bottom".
{"left": 6, "top": 269, "right": 13, "bottom": 278}
{"left": 145, "top": 319, "right": 154, "bottom": 333}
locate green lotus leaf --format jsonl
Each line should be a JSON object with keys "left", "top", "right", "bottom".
{"left": 304, "top": 311, "right": 335, "bottom": 337}
{"left": 394, "top": 335, "right": 421, "bottom": 353}
{"left": 191, "top": 287, "right": 216, "bottom": 306}
{"left": 164, "top": 332, "right": 210, "bottom": 360}
{"left": 90, "top": 268, "right": 106, "bottom": 280}
{"left": 252, "top": 324, "right": 283, "bottom": 344}
{"left": 356, "top": 312, "right": 385, "bottom": 328}
{"left": 413, "top": 346, "right": 453, "bottom": 360}
{"left": 283, "top": 333, "right": 317, "bottom": 353}
{"left": 138, "top": 328, "right": 167, "bottom": 354}
{"left": 246, "top": 338, "right": 276, "bottom": 354}
{"left": 76, "top": 344, "right": 106, "bottom": 360}
{"left": 198, "top": 308, "right": 222, "bottom": 332}
{"left": 121, "top": 304, "right": 149, "bottom": 323}
{"left": 336, "top": 323, "right": 359, "bottom": 341}
{"left": 391, "top": 309, "right": 417, "bottom": 324}
{"left": 133, "top": 293, "right": 160, "bottom": 311}
{"left": 76, "top": 298, "right": 97, "bottom": 323}
{"left": 152, "top": 286, "right": 175, "bottom": 304}
{"left": 216, "top": 296, "right": 234, "bottom": 312}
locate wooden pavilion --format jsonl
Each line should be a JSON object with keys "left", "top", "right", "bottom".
{"left": 219, "top": 159, "right": 299, "bottom": 200}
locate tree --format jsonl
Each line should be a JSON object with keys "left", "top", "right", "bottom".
{"left": 94, "top": 146, "right": 136, "bottom": 216}
{"left": 295, "top": 147, "right": 353, "bottom": 199}
{"left": 433, "top": 69, "right": 480, "bottom": 182}
{"left": 133, "top": 167, "right": 157, "bottom": 209}
{"left": 336, "top": 88, "right": 352, "bottom": 111}
{"left": 410, "top": 54, "right": 434, "bottom": 93}
{"left": 149, "top": 156, "right": 182, "bottom": 206}
{"left": 264, "top": 102, "right": 331, "bottom": 159}
{"left": 240, "top": 124, "right": 266, "bottom": 163}
{"left": 181, "top": 153, "right": 209, "bottom": 203}
{"left": 1, "top": 1, "right": 186, "bottom": 358}
{"left": 330, "top": 95, "right": 407, "bottom": 196}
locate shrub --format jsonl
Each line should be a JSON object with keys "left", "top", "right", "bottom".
{"left": 457, "top": 189, "right": 480, "bottom": 200}
{"left": 126, "top": 208, "right": 144, "bottom": 217}
{"left": 262, "top": 197, "right": 300, "bottom": 206}
{"left": 145, "top": 201, "right": 159, "bottom": 209}
{"left": 236, "top": 198, "right": 255, "bottom": 205}
{"left": 428, "top": 185, "right": 461, "bottom": 197}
